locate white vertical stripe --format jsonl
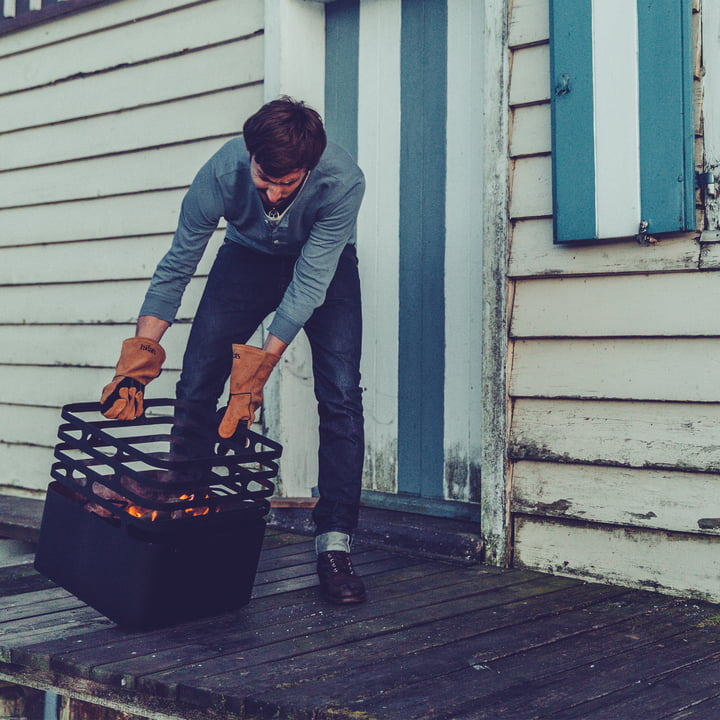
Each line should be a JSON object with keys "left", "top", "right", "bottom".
{"left": 444, "top": 0, "right": 485, "bottom": 502}
{"left": 592, "top": 0, "right": 641, "bottom": 238}
{"left": 263, "top": 0, "right": 325, "bottom": 113}
{"left": 262, "top": 0, "right": 326, "bottom": 498}
{"left": 357, "top": 0, "right": 401, "bottom": 493}
{"left": 3, "top": 0, "right": 16, "bottom": 18}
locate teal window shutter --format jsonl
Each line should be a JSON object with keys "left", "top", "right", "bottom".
{"left": 550, "top": 0, "right": 695, "bottom": 244}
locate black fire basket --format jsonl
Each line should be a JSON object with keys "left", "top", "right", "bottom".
{"left": 34, "top": 399, "right": 282, "bottom": 630}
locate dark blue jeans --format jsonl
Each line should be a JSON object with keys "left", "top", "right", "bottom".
{"left": 173, "top": 240, "right": 364, "bottom": 535}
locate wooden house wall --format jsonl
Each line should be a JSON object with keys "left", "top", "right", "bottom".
{"left": 507, "top": 0, "right": 720, "bottom": 601}
{"left": 0, "top": 0, "right": 264, "bottom": 495}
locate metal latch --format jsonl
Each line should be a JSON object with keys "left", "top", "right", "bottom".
{"left": 555, "top": 74, "right": 571, "bottom": 96}
{"left": 636, "top": 220, "right": 657, "bottom": 245}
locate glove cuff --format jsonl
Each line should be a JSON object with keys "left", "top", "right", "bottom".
{"left": 115, "top": 337, "right": 166, "bottom": 383}
{"left": 230, "top": 344, "right": 280, "bottom": 385}
{"left": 231, "top": 343, "right": 279, "bottom": 362}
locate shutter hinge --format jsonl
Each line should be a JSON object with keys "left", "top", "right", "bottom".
{"left": 697, "top": 171, "right": 718, "bottom": 198}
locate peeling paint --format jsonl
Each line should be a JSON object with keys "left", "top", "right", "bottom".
{"left": 536, "top": 498, "right": 572, "bottom": 515}
{"left": 445, "top": 444, "right": 482, "bottom": 503}
{"left": 362, "top": 438, "right": 398, "bottom": 495}
{"left": 698, "top": 518, "right": 720, "bottom": 530}
{"left": 628, "top": 510, "right": 658, "bottom": 521}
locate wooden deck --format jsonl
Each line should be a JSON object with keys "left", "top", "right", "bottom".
{"left": 1, "top": 528, "right": 720, "bottom": 720}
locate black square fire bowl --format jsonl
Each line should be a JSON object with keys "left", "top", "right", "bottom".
{"left": 34, "top": 399, "right": 282, "bottom": 630}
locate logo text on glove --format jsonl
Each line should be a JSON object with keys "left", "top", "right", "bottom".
{"left": 140, "top": 344, "right": 157, "bottom": 354}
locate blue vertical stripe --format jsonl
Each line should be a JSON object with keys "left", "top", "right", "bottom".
{"left": 638, "top": 0, "right": 695, "bottom": 233}
{"left": 324, "top": 0, "right": 360, "bottom": 160}
{"left": 398, "top": 0, "right": 447, "bottom": 498}
{"left": 550, "top": 0, "right": 596, "bottom": 244}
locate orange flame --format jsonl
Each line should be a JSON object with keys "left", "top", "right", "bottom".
{"left": 124, "top": 492, "right": 212, "bottom": 521}
{"left": 126, "top": 504, "right": 160, "bottom": 521}
{"left": 178, "top": 493, "right": 211, "bottom": 517}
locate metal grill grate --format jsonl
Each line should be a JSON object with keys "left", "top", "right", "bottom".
{"left": 50, "top": 399, "right": 280, "bottom": 531}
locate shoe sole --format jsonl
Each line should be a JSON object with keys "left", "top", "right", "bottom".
{"left": 321, "top": 591, "right": 367, "bottom": 605}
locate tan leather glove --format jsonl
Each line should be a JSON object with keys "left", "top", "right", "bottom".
{"left": 100, "top": 337, "right": 166, "bottom": 420}
{"left": 218, "top": 344, "right": 280, "bottom": 438}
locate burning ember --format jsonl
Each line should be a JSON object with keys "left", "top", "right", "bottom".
{"left": 126, "top": 493, "right": 212, "bottom": 521}
{"left": 86, "top": 475, "right": 215, "bottom": 521}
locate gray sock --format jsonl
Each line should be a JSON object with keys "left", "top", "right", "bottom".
{"left": 315, "top": 531, "right": 351, "bottom": 555}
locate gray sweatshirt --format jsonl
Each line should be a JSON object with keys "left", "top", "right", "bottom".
{"left": 139, "top": 137, "right": 365, "bottom": 344}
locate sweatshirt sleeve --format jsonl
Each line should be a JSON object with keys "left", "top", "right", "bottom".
{"left": 268, "top": 175, "right": 365, "bottom": 344}
{"left": 139, "top": 160, "right": 225, "bottom": 323}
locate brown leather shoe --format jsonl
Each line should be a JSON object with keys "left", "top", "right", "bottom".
{"left": 317, "top": 551, "right": 367, "bottom": 605}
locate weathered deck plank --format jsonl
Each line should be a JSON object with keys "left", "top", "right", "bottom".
{"left": 0, "top": 496, "right": 43, "bottom": 544}
{"left": 180, "top": 581, "right": 620, "bottom": 702}
{"left": 549, "top": 655, "right": 720, "bottom": 719}
{"left": 341, "top": 604, "right": 714, "bottom": 720}
{"left": 0, "top": 530, "right": 719, "bottom": 720}
{"left": 217, "top": 584, "right": 637, "bottom": 718}
{"left": 136, "top": 567, "right": 546, "bottom": 702}
{"left": 0, "top": 562, "right": 54, "bottom": 598}
{"left": 665, "top": 692, "right": 720, "bottom": 719}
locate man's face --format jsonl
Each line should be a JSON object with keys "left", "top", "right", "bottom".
{"left": 250, "top": 156, "right": 307, "bottom": 206}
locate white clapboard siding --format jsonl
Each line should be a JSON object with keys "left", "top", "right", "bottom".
{"left": 512, "top": 461, "right": 720, "bottom": 536}
{"left": 0, "top": 322, "right": 262, "bottom": 371}
{"left": 510, "top": 155, "right": 552, "bottom": 219}
{"left": 0, "top": 0, "right": 212, "bottom": 56}
{"left": 510, "top": 103, "right": 551, "bottom": 157}
{"left": 511, "top": 338, "right": 720, "bottom": 402}
{"left": 508, "top": 43, "right": 550, "bottom": 106}
{"left": 511, "top": 271, "right": 720, "bottom": 337}
{"left": 510, "top": 219, "right": 702, "bottom": 278}
{"left": 1, "top": 87, "right": 262, "bottom": 171}
{"left": 0, "top": 231, "right": 221, "bottom": 285}
{"left": 0, "top": 0, "right": 266, "bottom": 502}
{"left": 508, "top": 0, "right": 549, "bottom": 49}
{"left": 0, "top": 324, "right": 193, "bottom": 371}
{"left": 514, "top": 516, "right": 720, "bottom": 602}
{"left": 504, "top": 0, "right": 720, "bottom": 603}
{"left": 1, "top": 396, "right": 185, "bottom": 451}
{"left": 0, "top": 278, "right": 206, "bottom": 324}
{"left": 0, "top": 405, "right": 74, "bottom": 448}
{"left": 0, "top": 366, "right": 180, "bottom": 408}
{"left": 0, "top": 445, "right": 56, "bottom": 494}
{"left": 0, "top": 138, "right": 230, "bottom": 208}
{"left": 0, "top": 0, "right": 263, "bottom": 95}
{"left": 0, "top": 39, "right": 264, "bottom": 135}
{"left": 0, "top": 191, "right": 187, "bottom": 247}
{"left": 510, "top": 398, "right": 720, "bottom": 473}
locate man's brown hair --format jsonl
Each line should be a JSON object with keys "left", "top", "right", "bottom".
{"left": 243, "top": 97, "right": 327, "bottom": 176}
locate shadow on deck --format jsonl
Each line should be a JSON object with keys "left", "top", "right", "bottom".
{"left": 0, "top": 523, "right": 720, "bottom": 719}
